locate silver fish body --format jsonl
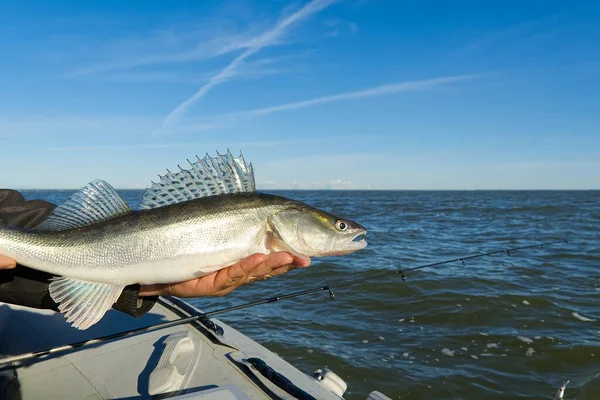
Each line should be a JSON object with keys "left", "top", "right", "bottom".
{"left": 0, "top": 193, "right": 366, "bottom": 286}
{"left": 0, "top": 151, "right": 367, "bottom": 329}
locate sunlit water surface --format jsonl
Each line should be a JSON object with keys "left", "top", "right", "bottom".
{"left": 23, "top": 189, "right": 598, "bottom": 400}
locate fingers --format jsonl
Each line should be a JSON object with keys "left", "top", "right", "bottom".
{"left": 0, "top": 256, "right": 16, "bottom": 270}
{"left": 291, "top": 254, "right": 311, "bottom": 267}
{"left": 227, "top": 253, "right": 268, "bottom": 280}
{"left": 260, "top": 263, "right": 296, "bottom": 279}
{"left": 248, "top": 252, "right": 293, "bottom": 278}
{"left": 139, "top": 252, "right": 311, "bottom": 298}
{"left": 211, "top": 254, "right": 270, "bottom": 293}
{"left": 210, "top": 252, "right": 305, "bottom": 296}
{"left": 243, "top": 252, "right": 302, "bottom": 283}
{"left": 139, "top": 283, "right": 168, "bottom": 297}
{"left": 215, "top": 252, "right": 297, "bottom": 290}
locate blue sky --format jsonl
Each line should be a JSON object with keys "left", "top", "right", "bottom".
{"left": 1, "top": 0, "right": 598, "bottom": 189}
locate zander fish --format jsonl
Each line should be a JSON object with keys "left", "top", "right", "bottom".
{"left": 0, "top": 151, "right": 367, "bottom": 329}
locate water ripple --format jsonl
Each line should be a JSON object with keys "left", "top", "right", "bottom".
{"left": 22, "top": 189, "right": 598, "bottom": 400}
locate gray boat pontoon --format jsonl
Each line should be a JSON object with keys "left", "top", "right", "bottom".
{"left": 0, "top": 296, "right": 391, "bottom": 399}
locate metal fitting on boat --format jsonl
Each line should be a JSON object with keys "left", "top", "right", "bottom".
{"left": 312, "top": 368, "right": 347, "bottom": 397}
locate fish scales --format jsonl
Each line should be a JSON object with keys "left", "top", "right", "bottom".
{"left": 0, "top": 151, "right": 367, "bottom": 329}
{"left": 0, "top": 193, "right": 293, "bottom": 285}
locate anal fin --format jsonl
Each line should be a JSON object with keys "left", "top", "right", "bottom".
{"left": 49, "top": 278, "right": 125, "bottom": 330}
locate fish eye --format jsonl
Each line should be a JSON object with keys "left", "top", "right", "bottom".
{"left": 335, "top": 220, "right": 348, "bottom": 231}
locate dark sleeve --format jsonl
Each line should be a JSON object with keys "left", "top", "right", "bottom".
{"left": 0, "top": 189, "right": 158, "bottom": 318}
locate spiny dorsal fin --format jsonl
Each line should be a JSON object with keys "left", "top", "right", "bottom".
{"left": 139, "top": 149, "right": 255, "bottom": 210}
{"left": 34, "top": 180, "right": 132, "bottom": 231}
{"left": 49, "top": 277, "right": 125, "bottom": 330}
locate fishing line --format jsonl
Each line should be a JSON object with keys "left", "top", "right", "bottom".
{"left": 0, "top": 239, "right": 568, "bottom": 367}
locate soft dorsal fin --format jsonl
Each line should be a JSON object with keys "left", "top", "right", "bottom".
{"left": 34, "top": 180, "right": 132, "bottom": 231}
{"left": 139, "top": 149, "right": 256, "bottom": 210}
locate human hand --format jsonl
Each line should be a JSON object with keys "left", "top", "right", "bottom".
{"left": 139, "top": 252, "right": 310, "bottom": 298}
{"left": 0, "top": 255, "right": 16, "bottom": 269}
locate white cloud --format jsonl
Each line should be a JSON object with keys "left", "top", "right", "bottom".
{"left": 287, "top": 179, "right": 355, "bottom": 189}
{"left": 241, "top": 74, "right": 476, "bottom": 116}
{"left": 327, "top": 179, "right": 355, "bottom": 189}
{"left": 162, "top": 0, "right": 338, "bottom": 128}
{"left": 0, "top": 115, "right": 161, "bottom": 140}
{"left": 70, "top": 29, "right": 255, "bottom": 76}
{"left": 185, "top": 74, "right": 478, "bottom": 123}
{"left": 79, "top": 56, "right": 298, "bottom": 83}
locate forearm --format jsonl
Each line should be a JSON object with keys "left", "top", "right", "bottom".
{"left": 0, "top": 265, "right": 158, "bottom": 317}
{"left": 0, "top": 267, "right": 58, "bottom": 311}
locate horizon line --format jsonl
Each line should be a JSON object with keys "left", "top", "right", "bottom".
{"left": 11, "top": 187, "right": 600, "bottom": 191}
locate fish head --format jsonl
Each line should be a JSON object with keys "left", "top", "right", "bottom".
{"left": 268, "top": 206, "right": 367, "bottom": 257}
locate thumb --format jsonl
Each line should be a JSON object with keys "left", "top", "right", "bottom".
{"left": 0, "top": 256, "right": 16, "bottom": 269}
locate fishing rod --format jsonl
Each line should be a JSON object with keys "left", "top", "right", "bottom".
{"left": 0, "top": 239, "right": 568, "bottom": 367}
{"left": 204, "top": 239, "right": 569, "bottom": 311}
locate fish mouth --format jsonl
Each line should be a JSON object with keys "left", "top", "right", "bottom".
{"left": 312, "top": 230, "right": 368, "bottom": 257}
{"left": 349, "top": 231, "right": 368, "bottom": 250}
{"left": 318, "top": 231, "right": 367, "bottom": 257}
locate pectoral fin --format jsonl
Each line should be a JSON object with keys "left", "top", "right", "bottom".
{"left": 49, "top": 278, "right": 125, "bottom": 330}
{"left": 266, "top": 232, "right": 310, "bottom": 264}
